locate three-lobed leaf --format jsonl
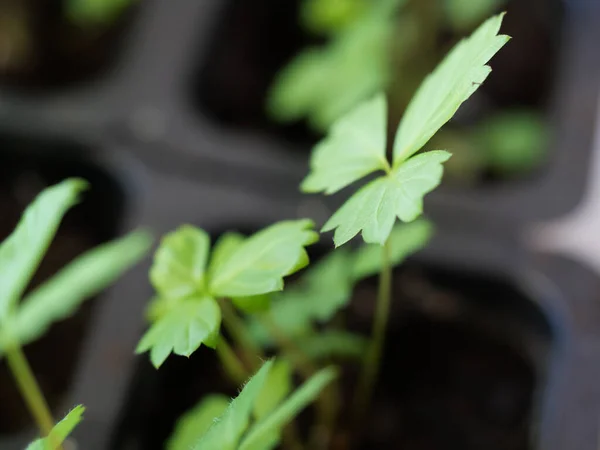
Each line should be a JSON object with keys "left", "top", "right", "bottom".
{"left": 136, "top": 297, "right": 221, "bottom": 368}
{"left": 321, "top": 151, "right": 448, "bottom": 247}
{"left": 304, "top": 14, "right": 508, "bottom": 247}
{"left": 0, "top": 178, "right": 87, "bottom": 322}
{"left": 26, "top": 405, "right": 85, "bottom": 450}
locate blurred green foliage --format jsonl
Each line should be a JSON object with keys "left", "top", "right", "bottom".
{"left": 268, "top": 0, "right": 550, "bottom": 183}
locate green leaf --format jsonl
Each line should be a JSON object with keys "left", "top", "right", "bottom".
{"left": 207, "top": 232, "right": 246, "bottom": 282}
{"left": 299, "top": 249, "right": 354, "bottom": 321}
{"left": 268, "top": 13, "right": 394, "bottom": 131}
{"left": 0, "top": 178, "right": 87, "bottom": 322}
{"left": 194, "top": 360, "right": 274, "bottom": 450}
{"left": 322, "top": 150, "right": 450, "bottom": 246}
{"left": 254, "top": 360, "right": 292, "bottom": 420}
{"left": 150, "top": 225, "right": 210, "bottom": 300}
{"left": 301, "top": 94, "right": 390, "bottom": 194}
{"left": 393, "top": 14, "right": 509, "bottom": 164}
{"left": 208, "top": 220, "right": 318, "bottom": 298}
{"left": 239, "top": 367, "right": 338, "bottom": 450}
{"left": 166, "top": 395, "right": 229, "bottom": 450}
{"left": 136, "top": 297, "right": 221, "bottom": 368}
{"left": 8, "top": 230, "right": 151, "bottom": 349}
{"left": 26, "top": 405, "right": 85, "bottom": 450}
{"left": 352, "top": 219, "right": 433, "bottom": 280}
{"left": 297, "top": 331, "right": 368, "bottom": 360}
{"left": 446, "top": 0, "right": 505, "bottom": 31}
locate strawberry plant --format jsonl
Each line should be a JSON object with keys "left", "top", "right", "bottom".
{"left": 134, "top": 14, "right": 510, "bottom": 450}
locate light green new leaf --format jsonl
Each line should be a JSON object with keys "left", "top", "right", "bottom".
{"left": 393, "top": 14, "right": 509, "bottom": 164}
{"left": 352, "top": 219, "right": 433, "bottom": 280}
{"left": 208, "top": 220, "right": 318, "bottom": 298}
{"left": 254, "top": 360, "right": 292, "bottom": 420}
{"left": 26, "top": 405, "right": 85, "bottom": 450}
{"left": 136, "top": 297, "right": 221, "bottom": 368}
{"left": 322, "top": 150, "right": 449, "bottom": 246}
{"left": 166, "top": 395, "right": 229, "bottom": 450}
{"left": 11, "top": 230, "right": 152, "bottom": 349}
{"left": 194, "top": 360, "right": 274, "bottom": 450}
{"left": 0, "top": 178, "right": 87, "bottom": 322}
{"left": 150, "top": 226, "right": 210, "bottom": 300}
{"left": 239, "top": 367, "right": 338, "bottom": 450}
{"left": 301, "top": 94, "right": 389, "bottom": 194}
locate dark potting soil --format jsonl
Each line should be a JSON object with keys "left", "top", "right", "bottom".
{"left": 0, "top": 0, "right": 136, "bottom": 90}
{"left": 113, "top": 263, "right": 550, "bottom": 450}
{"left": 0, "top": 145, "right": 123, "bottom": 434}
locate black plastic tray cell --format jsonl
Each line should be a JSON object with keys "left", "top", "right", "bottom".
{"left": 0, "top": 0, "right": 138, "bottom": 93}
{"left": 0, "top": 136, "right": 124, "bottom": 442}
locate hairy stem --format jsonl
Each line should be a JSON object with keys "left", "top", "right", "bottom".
{"left": 5, "top": 342, "right": 59, "bottom": 448}
{"left": 353, "top": 237, "right": 392, "bottom": 422}
{"left": 219, "top": 299, "right": 264, "bottom": 371}
{"left": 215, "top": 336, "right": 249, "bottom": 385}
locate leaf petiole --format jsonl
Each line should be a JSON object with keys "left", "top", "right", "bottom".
{"left": 5, "top": 341, "right": 60, "bottom": 449}
{"left": 215, "top": 336, "right": 249, "bottom": 386}
{"left": 219, "top": 299, "right": 265, "bottom": 370}
{"left": 353, "top": 235, "right": 392, "bottom": 424}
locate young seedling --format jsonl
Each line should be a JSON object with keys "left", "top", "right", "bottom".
{"left": 136, "top": 220, "right": 318, "bottom": 370}
{"left": 301, "top": 13, "right": 509, "bottom": 420}
{"left": 167, "top": 360, "right": 337, "bottom": 450}
{"left": 0, "top": 178, "right": 152, "bottom": 449}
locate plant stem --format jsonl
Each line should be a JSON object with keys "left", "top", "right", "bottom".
{"left": 353, "top": 237, "right": 392, "bottom": 422}
{"left": 215, "top": 336, "right": 249, "bottom": 385}
{"left": 219, "top": 299, "right": 264, "bottom": 371}
{"left": 5, "top": 342, "right": 59, "bottom": 448}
